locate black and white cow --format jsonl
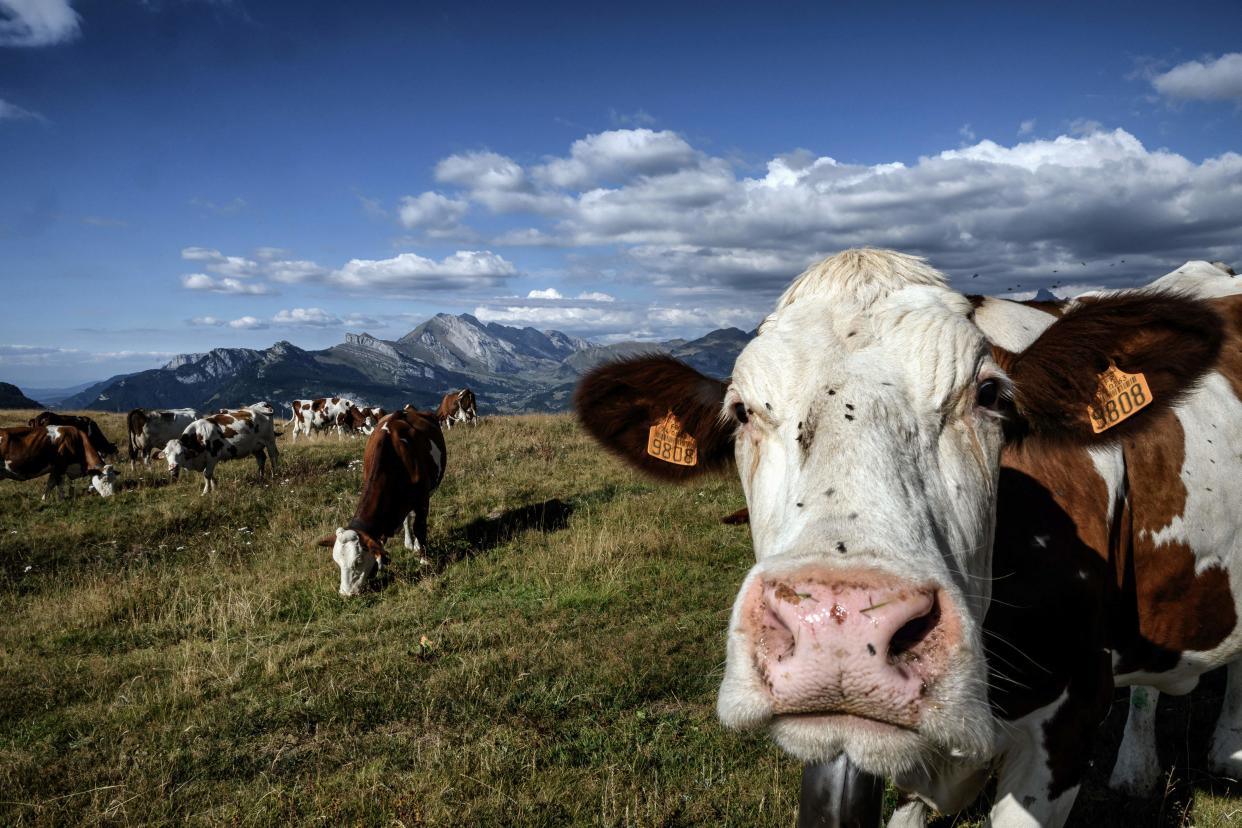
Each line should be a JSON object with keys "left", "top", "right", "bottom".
{"left": 126, "top": 408, "right": 197, "bottom": 467}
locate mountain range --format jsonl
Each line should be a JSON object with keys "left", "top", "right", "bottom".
{"left": 56, "top": 314, "right": 754, "bottom": 415}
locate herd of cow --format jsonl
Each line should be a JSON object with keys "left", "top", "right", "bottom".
{"left": 4, "top": 249, "right": 1242, "bottom": 825}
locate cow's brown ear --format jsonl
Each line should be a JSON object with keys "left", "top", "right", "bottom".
{"left": 315, "top": 534, "right": 336, "bottom": 548}
{"left": 1000, "top": 291, "right": 1224, "bottom": 444}
{"left": 574, "top": 355, "right": 734, "bottom": 480}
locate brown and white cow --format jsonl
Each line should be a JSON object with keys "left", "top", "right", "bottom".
{"left": 290, "top": 397, "right": 356, "bottom": 442}
{"left": 316, "top": 409, "right": 446, "bottom": 596}
{"left": 1, "top": 424, "right": 117, "bottom": 499}
{"left": 27, "top": 411, "right": 118, "bottom": 458}
{"left": 436, "top": 388, "right": 477, "bottom": 430}
{"left": 340, "top": 405, "right": 388, "bottom": 436}
{"left": 126, "top": 408, "right": 197, "bottom": 467}
{"left": 576, "top": 250, "right": 1242, "bottom": 826}
{"left": 160, "top": 402, "right": 279, "bottom": 495}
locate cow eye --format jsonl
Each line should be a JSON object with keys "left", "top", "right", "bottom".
{"left": 976, "top": 378, "right": 1001, "bottom": 409}
{"left": 732, "top": 402, "right": 750, "bottom": 424}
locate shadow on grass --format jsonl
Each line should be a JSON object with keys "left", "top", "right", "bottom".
{"left": 374, "top": 498, "right": 576, "bottom": 591}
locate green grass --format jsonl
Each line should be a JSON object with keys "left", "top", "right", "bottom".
{"left": 0, "top": 410, "right": 1238, "bottom": 826}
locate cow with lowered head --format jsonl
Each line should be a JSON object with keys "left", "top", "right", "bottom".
{"left": 1, "top": 423, "right": 117, "bottom": 499}
{"left": 436, "top": 388, "right": 477, "bottom": 430}
{"left": 126, "top": 408, "right": 197, "bottom": 468}
{"left": 160, "top": 402, "right": 279, "bottom": 495}
{"left": 27, "top": 411, "right": 118, "bottom": 459}
{"left": 576, "top": 249, "right": 1242, "bottom": 826}
{"left": 317, "top": 408, "right": 446, "bottom": 596}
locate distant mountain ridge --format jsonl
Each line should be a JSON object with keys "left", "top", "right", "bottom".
{"left": 62, "top": 314, "right": 754, "bottom": 415}
{"left": 0, "top": 382, "right": 43, "bottom": 410}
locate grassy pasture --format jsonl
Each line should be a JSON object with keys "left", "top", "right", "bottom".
{"left": 0, "top": 409, "right": 1238, "bottom": 826}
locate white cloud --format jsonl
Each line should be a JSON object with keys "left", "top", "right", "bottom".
{"left": 533, "top": 128, "right": 700, "bottom": 189}
{"left": 423, "top": 126, "right": 1242, "bottom": 298}
{"left": 472, "top": 301, "right": 755, "bottom": 339}
{"left": 1152, "top": 52, "right": 1242, "bottom": 102}
{"left": 332, "top": 250, "right": 517, "bottom": 292}
{"left": 190, "top": 307, "right": 383, "bottom": 331}
{"left": 526, "top": 287, "right": 563, "bottom": 299}
{"left": 0, "top": 97, "right": 43, "bottom": 122}
{"left": 398, "top": 191, "right": 469, "bottom": 230}
{"left": 181, "top": 274, "right": 271, "bottom": 295}
{"left": 181, "top": 246, "right": 260, "bottom": 278}
{"left": 271, "top": 307, "right": 339, "bottom": 327}
{"left": 576, "top": 291, "right": 615, "bottom": 302}
{"left": 1018, "top": 119, "right": 1036, "bottom": 135}
{"left": 228, "top": 316, "right": 266, "bottom": 330}
{"left": 0, "top": 0, "right": 80, "bottom": 47}
{"left": 958, "top": 123, "right": 976, "bottom": 143}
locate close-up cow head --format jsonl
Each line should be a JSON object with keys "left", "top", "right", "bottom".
{"left": 576, "top": 249, "right": 1223, "bottom": 778}
{"left": 317, "top": 527, "right": 385, "bottom": 597}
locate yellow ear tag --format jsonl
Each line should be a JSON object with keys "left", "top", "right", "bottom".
{"left": 646, "top": 411, "right": 698, "bottom": 466}
{"left": 1088, "top": 362, "right": 1153, "bottom": 433}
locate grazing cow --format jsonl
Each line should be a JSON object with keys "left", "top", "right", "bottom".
{"left": 126, "top": 408, "right": 197, "bottom": 467}
{"left": 27, "top": 411, "right": 118, "bottom": 458}
{"left": 576, "top": 249, "right": 1242, "bottom": 826}
{"left": 340, "top": 405, "right": 388, "bottom": 436}
{"left": 1, "top": 424, "right": 117, "bottom": 499}
{"left": 161, "top": 402, "right": 279, "bottom": 495}
{"left": 436, "top": 388, "right": 477, "bottom": 429}
{"left": 316, "top": 409, "right": 446, "bottom": 596}
{"left": 289, "top": 397, "right": 356, "bottom": 442}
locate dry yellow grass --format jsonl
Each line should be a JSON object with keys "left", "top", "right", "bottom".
{"left": 0, "top": 409, "right": 1237, "bottom": 826}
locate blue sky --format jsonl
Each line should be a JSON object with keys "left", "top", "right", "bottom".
{"left": 2, "top": 0, "right": 1242, "bottom": 387}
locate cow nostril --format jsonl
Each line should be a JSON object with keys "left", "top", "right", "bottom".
{"left": 757, "top": 600, "right": 797, "bottom": 665}
{"left": 888, "top": 595, "right": 939, "bottom": 659}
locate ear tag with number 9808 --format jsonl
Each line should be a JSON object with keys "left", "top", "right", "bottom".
{"left": 647, "top": 411, "right": 698, "bottom": 466}
{"left": 1088, "top": 361, "right": 1152, "bottom": 433}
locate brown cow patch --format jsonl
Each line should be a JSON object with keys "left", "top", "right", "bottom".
{"left": 312, "top": 399, "right": 326, "bottom": 412}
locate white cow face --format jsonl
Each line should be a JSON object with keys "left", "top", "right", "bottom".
{"left": 161, "top": 438, "right": 186, "bottom": 478}
{"left": 325, "top": 528, "right": 379, "bottom": 597}
{"left": 90, "top": 464, "right": 117, "bottom": 497}
{"left": 575, "top": 248, "right": 1224, "bottom": 781}
{"left": 715, "top": 285, "right": 1005, "bottom": 775}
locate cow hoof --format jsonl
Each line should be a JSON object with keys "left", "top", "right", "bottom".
{"left": 1108, "top": 758, "right": 1163, "bottom": 797}
{"left": 1208, "top": 739, "right": 1242, "bottom": 782}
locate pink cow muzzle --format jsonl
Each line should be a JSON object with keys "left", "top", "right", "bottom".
{"left": 743, "top": 568, "right": 960, "bottom": 730}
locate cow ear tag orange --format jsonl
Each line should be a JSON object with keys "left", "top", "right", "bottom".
{"left": 1088, "top": 361, "right": 1153, "bottom": 433}
{"left": 647, "top": 411, "right": 698, "bottom": 466}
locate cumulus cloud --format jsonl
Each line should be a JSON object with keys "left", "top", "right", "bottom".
{"left": 0, "top": 97, "right": 44, "bottom": 122}
{"left": 419, "top": 126, "right": 1242, "bottom": 298}
{"left": 398, "top": 191, "right": 469, "bottom": 231}
{"left": 533, "top": 128, "right": 700, "bottom": 189}
{"left": 0, "top": 0, "right": 80, "bottom": 47}
{"left": 526, "top": 287, "right": 564, "bottom": 299}
{"left": 1018, "top": 119, "right": 1036, "bottom": 135}
{"left": 181, "top": 274, "right": 271, "bottom": 295}
{"left": 332, "top": 250, "right": 517, "bottom": 292}
{"left": 576, "top": 291, "right": 615, "bottom": 302}
{"left": 1152, "top": 52, "right": 1242, "bottom": 102}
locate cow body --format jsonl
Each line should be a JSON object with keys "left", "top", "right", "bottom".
{"left": 341, "top": 406, "right": 387, "bottom": 436}
{"left": 127, "top": 408, "right": 197, "bottom": 467}
{"left": 436, "top": 388, "right": 477, "bottom": 429}
{"left": 317, "top": 409, "right": 446, "bottom": 595}
{"left": 290, "top": 397, "right": 355, "bottom": 441}
{"left": 27, "top": 411, "right": 118, "bottom": 458}
{"left": 576, "top": 251, "right": 1242, "bottom": 826}
{"left": 162, "top": 403, "right": 279, "bottom": 494}
{"left": 1, "top": 424, "right": 117, "bottom": 498}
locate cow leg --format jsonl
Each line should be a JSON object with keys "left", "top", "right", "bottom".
{"left": 1208, "top": 660, "right": 1242, "bottom": 780}
{"left": 266, "top": 441, "right": 279, "bottom": 477}
{"left": 254, "top": 449, "right": 267, "bottom": 480}
{"left": 1108, "top": 686, "right": 1163, "bottom": 795}
{"left": 413, "top": 492, "right": 431, "bottom": 565}
{"left": 403, "top": 511, "right": 419, "bottom": 552}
